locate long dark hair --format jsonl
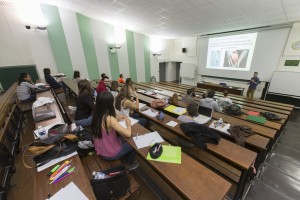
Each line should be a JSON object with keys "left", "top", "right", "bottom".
{"left": 115, "top": 83, "right": 131, "bottom": 111}
{"left": 18, "top": 73, "right": 28, "bottom": 85}
{"left": 43, "top": 68, "right": 51, "bottom": 77}
{"left": 73, "top": 70, "right": 80, "bottom": 79}
{"left": 77, "top": 79, "right": 93, "bottom": 97}
{"left": 91, "top": 92, "right": 116, "bottom": 138}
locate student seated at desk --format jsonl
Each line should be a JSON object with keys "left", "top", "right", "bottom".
{"left": 96, "top": 75, "right": 110, "bottom": 94}
{"left": 75, "top": 80, "right": 95, "bottom": 127}
{"left": 110, "top": 81, "right": 119, "bottom": 99}
{"left": 217, "top": 90, "right": 232, "bottom": 108}
{"left": 118, "top": 74, "right": 125, "bottom": 84}
{"left": 199, "top": 89, "right": 222, "bottom": 112}
{"left": 73, "top": 70, "right": 86, "bottom": 82}
{"left": 177, "top": 103, "right": 198, "bottom": 123}
{"left": 181, "top": 88, "right": 195, "bottom": 105}
{"left": 115, "top": 83, "right": 147, "bottom": 127}
{"left": 91, "top": 92, "right": 139, "bottom": 170}
{"left": 16, "top": 72, "right": 38, "bottom": 103}
{"left": 43, "top": 68, "right": 66, "bottom": 92}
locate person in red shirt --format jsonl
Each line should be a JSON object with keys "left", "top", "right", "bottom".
{"left": 118, "top": 74, "right": 125, "bottom": 84}
{"left": 96, "top": 75, "right": 110, "bottom": 94}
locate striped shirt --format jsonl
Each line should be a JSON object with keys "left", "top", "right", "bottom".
{"left": 17, "top": 82, "right": 37, "bottom": 101}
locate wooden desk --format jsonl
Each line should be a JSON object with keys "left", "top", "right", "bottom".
{"left": 197, "top": 82, "right": 244, "bottom": 96}
{"left": 127, "top": 123, "right": 232, "bottom": 200}
{"left": 33, "top": 89, "right": 96, "bottom": 200}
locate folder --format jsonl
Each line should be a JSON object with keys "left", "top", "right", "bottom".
{"left": 246, "top": 115, "right": 266, "bottom": 124}
{"left": 147, "top": 145, "right": 181, "bottom": 164}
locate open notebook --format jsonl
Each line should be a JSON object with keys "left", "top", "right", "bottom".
{"left": 193, "top": 106, "right": 213, "bottom": 124}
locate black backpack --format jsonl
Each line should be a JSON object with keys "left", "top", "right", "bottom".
{"left": 260, "top": 112, "right": 282, "bottom": 121}
{"left": 224, "top": 104, "right": 243, "bottom": 116}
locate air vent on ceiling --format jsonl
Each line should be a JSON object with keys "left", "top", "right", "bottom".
{"left": 0, "top": 0, "right": 16, "bottom": 7}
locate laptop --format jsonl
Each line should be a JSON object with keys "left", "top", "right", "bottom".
{"left": 193, "top": 106, "right": 213, "bottom": 124}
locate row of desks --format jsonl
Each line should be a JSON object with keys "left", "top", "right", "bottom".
{"left": 62, "top": 78, "right": 233, "bottom": 200}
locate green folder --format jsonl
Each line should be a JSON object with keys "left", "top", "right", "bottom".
{"left": 147, "top": 145, "right": 181, "bottom": 164}
{"left": 246, "top": 115, "right": 266, "bottom": 124}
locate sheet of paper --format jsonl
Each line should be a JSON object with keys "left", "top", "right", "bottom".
{"left": 147, "top": 145, "right": 181, "bottom": 164}
{"left": 119, "top": 117, "right": 138, "bottom": 128}
{"left": 166, "top": 121, "right": 178, "bottom": 127}
{"left": 37, "top": 152, "right": 77, "bottom": 172}
{"left": 209, "top": 120, "right": 231, "bottom": 135}
{"left": 139, "top": 103, "right": 146, "bottom": 109}
{"left": 35, "top": 83, "right": 46, "bottom": 86}
{"left": 137, "top": 89, "right": 146, "bottom": 93}
{"left": 33, "top": 123, "right": 65, "bottom": 139}
{"left": 50, "top": 182, "right": 88, "bottom": 200}
{"left": 172, "top": 107, "right": 186, "bottom": 115}
{"left": 133, "top": 131, "right": 164, "bottom": 149}
{"left": 142, "top": 109, "right": 158, "bottom": 117}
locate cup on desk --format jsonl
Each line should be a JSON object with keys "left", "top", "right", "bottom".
{"left": 156, "top": 111, "right": 164, "bottom": 120}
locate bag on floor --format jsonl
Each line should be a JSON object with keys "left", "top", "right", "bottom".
{"left": 91, "top": 165, "right": 130, "bottom": 200}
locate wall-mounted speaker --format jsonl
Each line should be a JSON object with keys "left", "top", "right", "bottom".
{"left": 182, "top": 48, "right": 186, "bottom": 53}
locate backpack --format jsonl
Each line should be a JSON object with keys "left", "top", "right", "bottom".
{"left": 260, "top": 112, "right": 282, "bottom": 121}
{"left": 224, "top": 104, "right": 243, "bottom": 116}
{"left": 150, "top": 99, "right": 167, "bottom": 108}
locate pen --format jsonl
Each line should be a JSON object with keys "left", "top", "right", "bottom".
{"left": 50, "top": 160, "right": 69, "bottom": 180}
{"left": 51, "top": 165, "right": 71, "bottom": 182}
{"left": 52, "top": 167, "right": 76, "bottom": 184}
{"left": 53, "top": 171, "right": 75, "bottom": 184}
{"left": 47, "top": 164, "right": 60, "bottom": 177}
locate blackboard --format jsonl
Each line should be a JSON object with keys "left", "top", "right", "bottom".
{"left": 0, "top": 65, "right": 39, "bottom": 90}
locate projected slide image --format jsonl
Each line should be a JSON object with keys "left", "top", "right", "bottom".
{"left": 206, "top": 33, "right": 257, "bottom": 71}
{"left": 223, "top": 49, "right": 249, "bottom": 69}
{"left": 209, "top": 50, "right": 221, "bottom": 67}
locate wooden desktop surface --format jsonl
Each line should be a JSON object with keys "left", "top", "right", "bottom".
{"left": 197, "top": 82, "right": 245, "bottom": 96}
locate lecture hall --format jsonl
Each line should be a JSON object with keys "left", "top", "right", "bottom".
{"left": 1, "top": 0, "right": 300, "bottom": 199}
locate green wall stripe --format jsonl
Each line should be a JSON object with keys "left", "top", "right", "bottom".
{"left": 105, "top": 23, "right": 120, "bottom": 81}
{"left": 144, "top": 36, "right": 151, "bottom": 82}
{"left": 40, "top": 4, "right": 73, "bottom": 78}
{"left": 76, "top": 14, "right": 100, "bottom": 80}
{"left": 126, "top": 30, "right": 137, "bottom": 82}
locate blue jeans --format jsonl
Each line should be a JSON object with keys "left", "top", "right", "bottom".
{"left": 21, "top": 94, "right": 36, "bottom": 103}
{"left": 75, "top": 115, "right": 93, "bottom": 127}
{"left": 131, "top": 113, "right": 147, "bottom": 127}
{"left": 102, "top": 142, "right": 136, "bottom": 164}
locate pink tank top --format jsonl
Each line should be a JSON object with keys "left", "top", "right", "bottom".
{"left": 94, "top": 128, "right": 122, "bottom": 157}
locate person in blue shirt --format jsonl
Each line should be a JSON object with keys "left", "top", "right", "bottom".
{"left": 247, "top": 72, "right": 260, "bottom": 98}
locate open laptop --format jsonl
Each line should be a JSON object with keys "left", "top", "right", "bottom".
{"left": 193, "top": 106, "right": 213, "bottom": 124}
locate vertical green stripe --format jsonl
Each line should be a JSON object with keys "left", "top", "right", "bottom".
{"left": 126, "top": 30, "right": 137, "bottom": 82}
{"left": 41, "top": 5, "right": 73, "bottom": 77}
{"left": 76, "top": 14, "right": 100, "bottom": 80}
{"left": 105, "top": 23, "right": 120, "bottom": 81}
{"left": 144, "top": 36, "right": 151, "bottom": 82}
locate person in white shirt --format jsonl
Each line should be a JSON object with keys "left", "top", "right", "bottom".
{"left": 199, "top": 89, "right": 222, "bottom": 112}
{"left": 73, "top": 70, "right": 86, "bottom": 82}
{"left": 16, "top": 73, "right": 38, "bottom": 102}
{"left": 217, "top": 90, "right": 232, "bottom": 108}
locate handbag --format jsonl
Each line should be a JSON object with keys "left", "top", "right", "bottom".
{"left": 22, "top": 134, "right": 78, "bottom": 168}
{"left": 48, "top": 123, "right": 71, "bottom": 135}
{"left": 91, "top": 165, "right": 130, "bottom": 200}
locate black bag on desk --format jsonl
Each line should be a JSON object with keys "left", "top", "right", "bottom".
{"left": 91, "top": 165, "right": 130, "bottom": 200}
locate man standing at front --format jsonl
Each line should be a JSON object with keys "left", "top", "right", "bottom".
{"left": 247, "top": 72, "right": 260, "bottom": 98}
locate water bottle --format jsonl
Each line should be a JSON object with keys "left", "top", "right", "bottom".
{"left": 218, "top": 118, "right": 223, "bottom": 127}
{"left": 92, "top": 171, "right": 108, "bottom": 179}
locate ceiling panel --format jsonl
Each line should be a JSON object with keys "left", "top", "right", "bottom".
{"left": 35, "top": 0, "right": 299, "bottom": 38}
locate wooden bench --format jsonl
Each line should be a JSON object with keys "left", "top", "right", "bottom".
{"left": 81, "top": 153, "right": 141, "bottom": 199}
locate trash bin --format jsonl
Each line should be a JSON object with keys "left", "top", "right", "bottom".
{"left": 151, "top": 76, "right": 156, "bottom": 82}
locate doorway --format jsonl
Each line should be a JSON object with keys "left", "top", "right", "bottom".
{"left": 159, "top": 62, "right": 166, "bottom": 82}
{"left": 175, "top": 62, "right": 181, "bottom": 83}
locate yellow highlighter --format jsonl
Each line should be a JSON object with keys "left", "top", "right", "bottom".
{"left": 50, "top": 160, "right": 69, "bottom": 181}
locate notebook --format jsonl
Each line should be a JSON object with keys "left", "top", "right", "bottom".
{"left": 35, "top": 108, "right": 56, "bottom": 122}
{"left": 193, "top": 106, "right": 212, "bottom": 124}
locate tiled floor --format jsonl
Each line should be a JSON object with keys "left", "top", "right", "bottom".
{"left": 244, "top": 109, "right": 300, "bottom": 200}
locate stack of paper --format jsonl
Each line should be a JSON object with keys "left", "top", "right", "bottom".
{"left": 133, "top": 131, "right": 164, "bottom": 149}
{"left": 164, "top": 105, "right": 186, "bottom": 115}
{"left": 50, "top": 182, "right": 88, "bottom": 200}
{"left": 137, "top": 89, "right": 146, "bottom": 93}
{"left": 119, "top": 117, "right": 139, "bottom": 128}
{"left": 37, "top": 152, "right": 78, "bottom": 172}
{"left": 147, "top": 145, "right": 181, "bottom": 164}
{"left": 142, "top": 109, "right": 158, "bottom": 117}
{"left": 166, "top": 121, "right": 178, "bottom": 127}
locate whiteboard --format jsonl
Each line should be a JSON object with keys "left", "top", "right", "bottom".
{"left": 180, "top": 63, "right": 195, "bottom": 78}
{"left": 268, "top": 71, "right": 300, "bottom": 97}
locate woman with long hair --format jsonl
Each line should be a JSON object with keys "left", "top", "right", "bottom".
{"left": 115, "top": 81, "right": 147, "bottom": 126}
{"left": 91, "top": 92, "right": 138, "bottom": 170}
{"left": 16, "top": 73, "right": 38, "bottom": 102}
{"left": 75, "top": 80, "right": 95, "bottom": 127}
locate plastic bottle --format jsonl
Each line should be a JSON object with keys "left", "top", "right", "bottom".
{"left": 218, "top": 118, "right": 223, "bottom": 127}
{"left": 38, "top": 126, "right": 46, "bottom": 136}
